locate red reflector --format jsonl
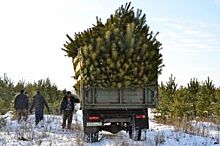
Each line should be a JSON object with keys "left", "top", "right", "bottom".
{"left": 88, "top": 116, "right": 100, "bottom": 120}
{"left": 136, "top": 114, "right": 146, "bottom": 119}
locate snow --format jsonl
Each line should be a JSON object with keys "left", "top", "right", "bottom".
{"left": 0, "top": 108, "right": 219, "bottom": 146}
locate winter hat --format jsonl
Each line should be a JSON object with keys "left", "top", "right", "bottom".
{"left": 20, "top": 89, "right": 24, "bottom": 93}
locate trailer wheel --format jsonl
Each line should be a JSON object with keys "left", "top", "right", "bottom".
{"left": 84, "top": 132, "right": 99, "bottom": 143}
{"left": 129, "top": 117, "right": 141, "bottom": 141}
{"left": 129, "top": 128, "right": 147, "bottom": 141}
{"left": 129, "top": 128, "right": 141, "bottom": 141}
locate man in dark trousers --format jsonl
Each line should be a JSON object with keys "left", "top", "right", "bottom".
{"left": 14, "top": 89, "right": 29, "bottom": 123}
{"left": 30, "top": 90, "right": 50, "bottom": 126}
{"left": 60, "top": 91, "right": 80, "bottom": 129}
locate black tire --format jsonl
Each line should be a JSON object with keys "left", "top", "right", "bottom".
{"left": 84, "top": 132, "right": 99, "bottom": 143}
{"left": 129, "top": 128, "right": 141, "bottom": 141}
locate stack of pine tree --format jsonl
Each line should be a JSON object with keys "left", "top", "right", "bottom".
{"left": 62, "top": 2, "right": 163, "bottom": 91}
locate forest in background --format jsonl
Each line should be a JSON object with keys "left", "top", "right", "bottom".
{"left": 156, "top": 75, "right": 220, "bottom": 125}
{"left": 0, "top": 73, "right": 220, "bottom": 125}
{"left": 0, "top": 74, "right": 66, "bottom": 114}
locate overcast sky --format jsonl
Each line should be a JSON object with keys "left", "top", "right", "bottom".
{"left": 0, "top": 0, "right": 220, "bottom": 90}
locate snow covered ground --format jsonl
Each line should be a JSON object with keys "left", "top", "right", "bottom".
{"left": 0, "top": 109, "right": 219, "bottom": 146}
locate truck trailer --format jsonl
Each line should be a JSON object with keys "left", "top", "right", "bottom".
{"left": 81, "top": 85, "right": 157, "bottom": 142}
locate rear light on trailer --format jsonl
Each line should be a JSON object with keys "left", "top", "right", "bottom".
{"left": 135, "top": 114, "right": 146, "bottom": 119}
{"left": 88, "top": 116, "right": 100, "bottom": 121}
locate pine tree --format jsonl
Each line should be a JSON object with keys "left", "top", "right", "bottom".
{"left": 62, "top": 2, "right": 164, "bottom": 91}
{"left": 187, "top": 78, "right": 199, "bottom": 118}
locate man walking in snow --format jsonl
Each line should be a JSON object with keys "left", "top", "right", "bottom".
{"left": 60, "top": 91, "right": 79, "bottom": 129}
{"left": 29, "top": 90, "right": 50, "bottom": 126}
{"left": 14, "top": 89, "right": 29, "bottom": 123}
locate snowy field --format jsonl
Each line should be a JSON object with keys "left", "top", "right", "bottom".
{"left": 0, "top": 109, "right": 219, "bottom": 146}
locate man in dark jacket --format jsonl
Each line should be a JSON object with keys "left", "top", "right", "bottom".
{"left": 60, "top": 91, "right": 80, "bottom": 129}
{"left": 14, "top": 89, "right": 29, "bottom": 123}
{"left": 30, "top": 91, "right": 50, "bottom": 125}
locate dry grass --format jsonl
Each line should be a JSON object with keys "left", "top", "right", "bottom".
{"left": 73, "top": 117, "right": 84, "bottom": 146}
{"left": 154, "top": 131, "right": 165, "bottom": 146}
